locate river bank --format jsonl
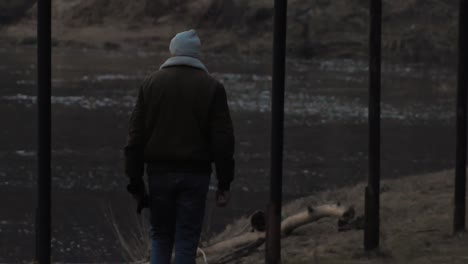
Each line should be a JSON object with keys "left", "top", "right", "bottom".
{"left": 203, "top": 169, "right": 468, "bottom": 264}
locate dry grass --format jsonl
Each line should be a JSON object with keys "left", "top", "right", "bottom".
{"left": 105, "top": 207, "right": 151, "bottom": 263}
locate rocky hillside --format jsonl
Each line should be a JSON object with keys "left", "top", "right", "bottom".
{"left": 1, "top": 0, "right": 459, "bottom": 62}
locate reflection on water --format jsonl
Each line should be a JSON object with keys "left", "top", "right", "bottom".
{"left": 1, "top": 91, "right": 456, "bottom": 123}
{"left": 0, "top": 47, "right": 457, "bottom": 262}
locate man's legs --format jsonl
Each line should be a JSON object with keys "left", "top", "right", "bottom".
{"left": 173, "top": 173, "right": 211, "bottom": 264}
{"left": 148, "top": 173, "right": 177, "bottom": 264}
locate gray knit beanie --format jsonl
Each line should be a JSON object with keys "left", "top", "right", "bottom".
{"left": 169, "top": 29, "right": 202, "bottom": 58}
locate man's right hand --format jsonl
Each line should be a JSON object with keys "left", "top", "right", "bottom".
{"left": 216, "top": 190, "right": 230, "bottom": 207}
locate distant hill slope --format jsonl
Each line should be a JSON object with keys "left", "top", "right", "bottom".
{"left": 1, "top": 0, "right": 459, "bottom": 62}
{"left": 0, "top": 0, "right": 35, "bottom": 24}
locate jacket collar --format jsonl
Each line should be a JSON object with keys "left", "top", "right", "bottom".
{"left": 160, "top": 56, "right": 208, "bottom": 73}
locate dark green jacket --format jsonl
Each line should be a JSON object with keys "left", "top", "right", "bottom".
{"left": 124, "top": 65, "right": 235, "bottom": 190}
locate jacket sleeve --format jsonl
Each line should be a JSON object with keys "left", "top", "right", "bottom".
{"left": 124, "top": 86, "right": 147, "bottom": 187}
{"left": 209, "top": 83, "right": 235, "bottom": 191}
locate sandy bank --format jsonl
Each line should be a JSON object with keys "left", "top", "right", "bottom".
{"left": 202, "top": 169, "right": 467, "bottom": 264}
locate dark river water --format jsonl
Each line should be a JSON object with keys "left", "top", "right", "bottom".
{"left": 0, "top": 46, "right": 458, "bottom": 262}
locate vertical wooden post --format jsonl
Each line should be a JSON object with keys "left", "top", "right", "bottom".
{"left": 36, "top": 0, "right": 52, "bottom": 262}
{"left": 266, "top": 0, "right": 287, "bottom": 263}
{"left": 364, "top": 0, "right": 382, "bottom": 251}
{"left": 454, "top": 0, "right": 467, "bottom": 234}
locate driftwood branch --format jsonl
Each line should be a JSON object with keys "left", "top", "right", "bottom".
{"left": 199, "top": 203, "right": 356, "bottom": 263}
{"left": 215, "top": 238, "right": 266, "bottom": 264}
{"left": 202, "top": 231, "right": 265, "bottom": 256}
{"left": 281, "top": 203, "right": 353, "bottom": 236}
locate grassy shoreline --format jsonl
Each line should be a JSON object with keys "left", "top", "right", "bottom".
{"left": 201, "top": 169, "right": 467, "bottom": 264}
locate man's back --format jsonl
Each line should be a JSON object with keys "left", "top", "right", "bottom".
{"left": 141, "top": 66, "right": 220, "bottom": 163}
{"left": 127, "top": 64, "right": 234, "bottom": 180}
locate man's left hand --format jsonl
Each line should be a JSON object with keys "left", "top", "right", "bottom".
{"left": 133, "top": 192, "right": 149, "bottom": 214}
{"left": 127, "top": 181, "right": 149, "bottom": 214}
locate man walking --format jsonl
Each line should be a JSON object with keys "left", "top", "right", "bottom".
{"left": 124, "top": 29, "right": 235, "bottom": 264}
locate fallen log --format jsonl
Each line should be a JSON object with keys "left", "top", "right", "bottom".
{"left": 198, "top": 203, "right": 356, "bottom": 263}
{"left": 281, "top": 203, "right": 354, "bottom": 236}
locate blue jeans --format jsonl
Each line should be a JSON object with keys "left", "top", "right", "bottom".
{"left": 148, "top": 172, "right": 211, "bottom": 264}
